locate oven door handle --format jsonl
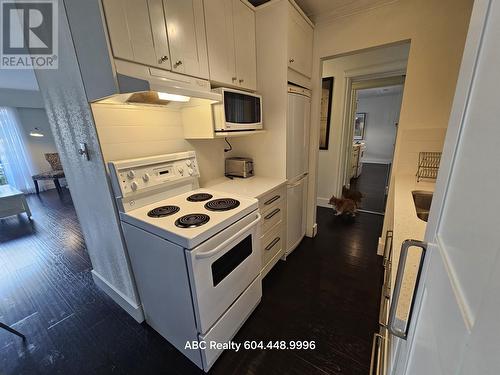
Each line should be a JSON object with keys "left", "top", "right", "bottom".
{"left": 194, "top": 213, "right": 261, "bottom": 260}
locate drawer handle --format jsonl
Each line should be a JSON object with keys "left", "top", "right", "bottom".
{"left": 370, "top": 333, "right": 384, "bottom": 375}
{"left": 383, "top": 230, "right": 393, "bottom": 267}
{"left": 264, "top": 208, "right": 280, "bottom": 220}
{"left": 264, "top": 195, "right": 280, "bottom": 205}
{"left": 265, "top": 237, "right": 280, "bottom": 251}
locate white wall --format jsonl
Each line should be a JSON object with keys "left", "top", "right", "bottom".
{"left": 307, "top": 0, "right": 473, "bottom": 236}
{"left": 317, "top": 44, "right": 409, "bottom": 204}
{"left": 357, "top": 90, "right": 403, "bottom": 164}
{"left": 91, "top": 103, "right": 227, "bottom": 186}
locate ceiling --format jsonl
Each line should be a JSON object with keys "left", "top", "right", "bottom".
{"left": 248, "top": 0, "right": 398, "bottom": 23}
{"left": 357, "top": 84, "right": 403, "bottom": 99}
{"left": 0, "top": 69, "right": 39, "bottom": 91}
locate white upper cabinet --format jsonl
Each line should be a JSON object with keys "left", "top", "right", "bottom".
{"left": 102, "top": 0, "right": 209, "bottom": 78}
{"left": 163, "top": 0, "right": 209, "bottom": 79}
{"left": 204, "top": 0, "right": 257, "bottom": 91}
{"left": 287, "top": 2, "right": 313, "bottom": 78}
{"left": 102, "top": 0, "right": 171, "bottom": 70}
{"left": 233, "top": 0, "right": 257, "bottom": 90}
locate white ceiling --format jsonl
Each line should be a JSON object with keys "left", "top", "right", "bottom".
{"left": 0, "top": 68, "right": 39, "bottom": 91}
{"left": 294, "top": 0, "right": 398, "bottom": 23}
{"left": 357, "top": 84, "right": 403, "bottom": 98}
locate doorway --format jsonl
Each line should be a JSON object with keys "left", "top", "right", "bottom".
{"left": 347, "top": 79, "right": 405, "bottom": 214}
{"left": 315, "top": 42, "right": 410, "bottom": 216}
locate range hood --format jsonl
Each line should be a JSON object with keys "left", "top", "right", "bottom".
{"left": 94, "top": 60, "right": 221, "bottom": 106}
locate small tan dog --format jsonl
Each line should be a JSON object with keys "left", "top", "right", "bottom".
{"left": 329, "top": 196, "right": 358, "bottom": 216}
{"left": 329, "top": 187, "right": 363, "bottom": 216}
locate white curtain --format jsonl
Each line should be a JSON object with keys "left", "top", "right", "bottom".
{"left": 0, "top": 107, "right": 36, "bottom": 193}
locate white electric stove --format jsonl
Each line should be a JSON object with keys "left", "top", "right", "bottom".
{"left": 108, "top": 151, "right": 262, "bottom": 372}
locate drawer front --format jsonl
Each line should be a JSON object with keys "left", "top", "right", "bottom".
{"left": 258, "top": 186, "right": 285, "bottom": 212}
{"left": 199, "top": 276, "right": 261, "bottom": 370}
{"left": 261, "top": 202, "right": 284, "bottom": 234}
{"left": 261, "top": 223, "right": 283, "bottom": 268}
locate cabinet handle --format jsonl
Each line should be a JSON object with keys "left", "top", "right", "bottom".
{"left": 239, "top": 79, "right": 244, "bottom": 83}
{"left": 388, "top": 239, "right": 427, "bottom": 340}
{"left": 383, "top": 230, "right": 393, "bottom": 267}
{"left": 232, "top": 77, "right": 237, "bottom": 82}
{"left": 158, "top": 55, "right": 169, "bottom": 63}
{"left": 265, "top": 237, "right": 280, "bottom": 251}
{"left": 173, "top": 60, "right": 183, "bottom": 68}
{"left": 289, "top": 58, "right": 295, "bottom": 63}
{"left": 370, "top": 333, "right": 384, "bottom": 375}
{"left": 264, "top": 195, "right": 280, "bottom": 205}
{"left": 264, "top": 208, "right": 280, "bottom": 220}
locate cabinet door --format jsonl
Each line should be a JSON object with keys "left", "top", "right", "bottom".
{"left": 287, "top": 3, "right": 313, "bottom": 78}
{"left": 163, "top": 0, "right": 209, "bottom": 78}
{"left": 204, "top": 0, "right": 237, "bottom": 85}
{"left": 102, "top": 0, "right": 171, "bottom": 69}
{"left": 233, "top": 0, "right": 256, "bottom": 91}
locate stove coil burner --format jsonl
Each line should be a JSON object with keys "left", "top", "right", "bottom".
{"left": 147, "top": 205, "right": 180, "bottom": 218}
{"left": 175, "top": 213, "right": 210, "bottom": 228}
{"left": 205, "top": 198, "right": 240, "bottom": 211}
{"left": 187, "top": 193, "right": 213, "bottom": 202}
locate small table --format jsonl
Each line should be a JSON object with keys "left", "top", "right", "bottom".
{"left": 0, "top": 185, "right": 32, "bottom": 220}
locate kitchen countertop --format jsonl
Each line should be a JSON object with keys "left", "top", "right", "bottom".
{"left": 204, "top": 176, "right": 287, "bottom": 199}
{"left": 392, "top": 174, "right": 435, "bottom": 322}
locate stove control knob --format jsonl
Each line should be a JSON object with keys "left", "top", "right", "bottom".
{"left": 142, "top": 173, "right": 150, "bottom": 182}
{"left": 130, "top": 181, "right": 138, "bottom": 191}
{"left": 186, "top": 160, "right": 192, "bottom": 167}
{"left": 188, "top": 168, "right": 194, "bottom": 176}
{"left": 127, "top": 170, "right": 135, "bottom": 179}
{"left": 178, "top": 166, "right": 184, "bottom": 175}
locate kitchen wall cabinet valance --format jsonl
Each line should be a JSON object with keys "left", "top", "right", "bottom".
{"left": 204, "top": 0, "right": 257, "bottom": 91}
{"left": 102, "top": 0, "right": 209, "bottom": 79}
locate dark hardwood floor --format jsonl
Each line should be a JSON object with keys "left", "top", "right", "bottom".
{"left": 350, "top": 163, "right": 390, "bottom": 213}
{"left": 0, "top": 189, "right": 383, "bottom": 375}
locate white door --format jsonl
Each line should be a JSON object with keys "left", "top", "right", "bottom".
{"left": 287, "top": 92, "right": 311, "bottom": 180}
{"left": 102, "top": 0, "right": 171, "bottom": 69}
{"left": 390, "top": 1, "right": 500, "bottom": 374}
{"left": 286, "top": 175, "right": 307, "bottom": 253}
{"left": 204, "top": 0, "right": 237, "bottom": 86}
{"left": 163, "top": 0, "right": 209, "bottom": 78}
{"left": 233, "top": 0, "right": 257, "bottom": 90}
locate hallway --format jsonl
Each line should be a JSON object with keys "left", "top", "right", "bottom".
{"left": 350, "top": 163, "right": 390, "bottom": 213}
{"left": 0, "top": 191, "right": 383, "bottom": 374}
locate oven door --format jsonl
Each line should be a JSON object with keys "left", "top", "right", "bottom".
{"left": 185, "top": 211, "right": 261, "bottom": 334}
{"left": 222, "top": 89, "right": 262, "bottom": 130}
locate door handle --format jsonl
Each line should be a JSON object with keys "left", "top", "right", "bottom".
{"left": 195, "top": 213, "right": 261, "bottom": 259}
{"left": 388, "top": 239, "right": 427, "bottom": 339}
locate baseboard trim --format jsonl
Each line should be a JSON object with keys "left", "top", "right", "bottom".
{"left": 317, "top": 197, "right": 331, "bottom": 208}
{"left": 91, "top": 270, "right": 145, "bottom": 323}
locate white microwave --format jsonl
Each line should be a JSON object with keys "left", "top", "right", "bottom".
{"left": 212, "top": 88, "right": 263, "bottom": 132}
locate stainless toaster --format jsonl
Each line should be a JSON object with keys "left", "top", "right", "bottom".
{"left": 225, "top": 157, "right": 254, "bottom": 178}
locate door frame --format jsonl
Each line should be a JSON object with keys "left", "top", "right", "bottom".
{"left": 341, "top": 75, "right": 406, "bottom": 193}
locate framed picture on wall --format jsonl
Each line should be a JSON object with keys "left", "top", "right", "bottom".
{"left": 319, "top": 77, "right": 334, "bottom": 150}
{"left": 354, "top": 113, "right": 366, "bottom": 140}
